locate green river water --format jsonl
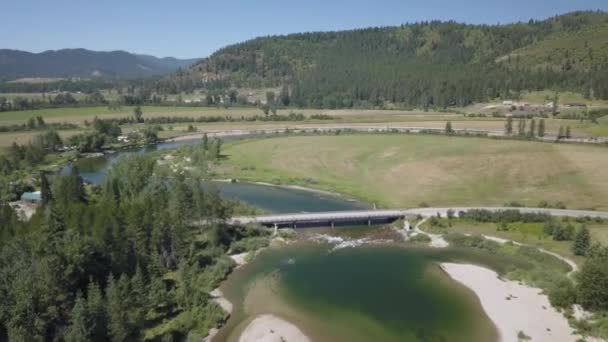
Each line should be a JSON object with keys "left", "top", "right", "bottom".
{"left": 215, "top": 241, "right": 517, "bottom": 342}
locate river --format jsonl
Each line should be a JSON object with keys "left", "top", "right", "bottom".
{"left": 63, "top": 138, "right": 502, "bottom": 342}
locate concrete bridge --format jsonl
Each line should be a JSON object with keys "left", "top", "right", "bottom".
{"left": 230, "top": 209, "right": 407, "bottom": 228}
{"left": 228, "top": 207, "right": 608, "bottom": 229}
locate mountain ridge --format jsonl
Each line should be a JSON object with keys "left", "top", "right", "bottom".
{"left": 0, "top": 48, "right": 199, "bottom": 79}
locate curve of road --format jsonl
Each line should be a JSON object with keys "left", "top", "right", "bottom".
{"left": 169, "top": 125, "right": 608, "bottom": 145}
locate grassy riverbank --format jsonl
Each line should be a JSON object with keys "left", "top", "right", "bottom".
{"left": 217, "top": 134, "right": 608, "bottom": 210}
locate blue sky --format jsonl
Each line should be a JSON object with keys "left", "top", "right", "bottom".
{"left": 2, "top": 0, "right": 607, "bottom": 59}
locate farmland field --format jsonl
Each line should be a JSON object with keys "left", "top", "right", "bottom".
{"left": 218, "top": 134, "right": 608, "bottom": 210}
{"left": 0, "top": 129, "right": 83, "bottom": 147}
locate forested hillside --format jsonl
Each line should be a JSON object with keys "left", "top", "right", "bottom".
{"left": 164, "top": 11, "right": 608, "bottom": 108}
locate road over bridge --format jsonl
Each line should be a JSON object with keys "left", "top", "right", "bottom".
{"left": 228, "top": 207, "right": 608, "bottom": 229}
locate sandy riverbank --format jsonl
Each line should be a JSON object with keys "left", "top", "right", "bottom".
{"left": 239, "top": 314, "right": 311, "bottom": 342}
{"left": 441, "top": 263, "right": 588, "bottom": 342}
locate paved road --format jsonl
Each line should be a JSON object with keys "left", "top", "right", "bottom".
{"left": 404, "top": 207, "right": 608, "bottom": 218}
{"left": 169, "top": 125, "right": 608, "bottom": 145}
{"left": 230, "top": 207, "right": 608, "bottom": 226}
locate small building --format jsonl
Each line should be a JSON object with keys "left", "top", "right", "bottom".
{"left": 20, "top": 191, "right": 42, "bottom": 203}
{"left": 502, "top": 100, "right": 513, "bottom": 106}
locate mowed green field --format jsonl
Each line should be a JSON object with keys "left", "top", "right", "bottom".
{"left": 219, "top": 134, "right": 608, "bottom": 210}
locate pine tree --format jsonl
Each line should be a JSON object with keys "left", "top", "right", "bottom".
{"left": 538, "top": 119, "right": 546, "bottom": 137}
{"left": 45, "top": 205, "right": 66, "bottom": 242}
{"left": 133, "top": 106, "right": 143, "bottom": 123}
{"left": 86, "top": 281, "right": 108, "bottom": 341}
{"left": 517, "top": 119, "right": 526, "bottom": 136}
{"left": 573, "top": 225, "right": 591, "bottom": 256}
{"left": 64, "top": 292, "right": 91, "bottom": 342}
{"left": 202, "top": 133, "right": 209, "bottom": 151}
{"left": 565, "top": 126, "right": 571, "bottom": 138}
{"left": 504, "top": 117, "right": 513, "bottom": 135}
{"left": 214, "top": 138, "right": 222, "bottom": 160}
{"left": 445, "top": 121, "right": 453, "bottom": 135}
{"left": 106, "top": 274, "right": 130, "bottom": 342}
{"left": 69, "top": 166, "right": 87, "bottom": 203}
{"left": 129, "top": 266, "right": 146, "bottom": 334}
{"left": 280, "top": 85, "right": 290, "bottom": 106}
{"left": 40, "top": 171, "right": 52, "bottom": 205}
{"left": 552, "top": 92, "right": 559, "bottom": 116}
{"left": 577, "top": 245, "right": 608, "bottom": 310}
{"left": 148, "top": 275, "right": 169, "bottom": 311}
{"left": 528, "top": 119, "right": 536, "bottom": 139}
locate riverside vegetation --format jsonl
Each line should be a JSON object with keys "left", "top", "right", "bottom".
{"left": 421, "top": 209, "right": 608, "bottom": 338}
{"left": 0, "top": 141, "right": 272, "bottom": 341}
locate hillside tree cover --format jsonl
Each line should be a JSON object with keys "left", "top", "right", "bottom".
{"left": 162, "top": 11, "right": 608, "bottom": 109}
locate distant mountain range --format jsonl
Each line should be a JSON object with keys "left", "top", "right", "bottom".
{"left": 0, "top": 49, "right": 199, "bottom": 79}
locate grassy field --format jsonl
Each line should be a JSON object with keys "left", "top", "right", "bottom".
{"left": 0, "top": 129, "right": 83, "bottom": 147}
{"left": 218, "top": 134, "right": 608, "bottom": 210}
{"left": 1, "top": 105, "right": 605, "bottom": 131}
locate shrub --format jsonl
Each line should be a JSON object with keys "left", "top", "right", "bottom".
{"left": 548, "top": 278, "right": 577, "bottom": 308}
{"left": 230, "top": 236, "right": 270, "bottom": 254}
{"left": 410, "top": 234, "right": 431, "bottom": 244}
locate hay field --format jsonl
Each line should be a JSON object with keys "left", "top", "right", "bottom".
{"left": 219, "top": 134, "right": 608, "bottom": 210}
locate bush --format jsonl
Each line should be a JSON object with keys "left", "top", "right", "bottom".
{"left": 410, "top": 234, "right": 431, "bottom": 244}
{"left": 548, "top": 278, "right": 577, "bottom": 308}
{"left": 230, "top": 236, "right": 270, "bottom": 254}
{"left": 461, "top": 209, "right": 551, "bottom": 223}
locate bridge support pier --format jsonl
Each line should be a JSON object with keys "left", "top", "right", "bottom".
{"left": 273, "top": 223, "right": 278, "bottom": 235}
{"left": 330, "top": 221, "right": 334, "bottom": 229}
{"left": 293, "top": 222, "right": 297, "bottom": 229}
{"left": 367, "top": 218, "right": 371, "bottom": 226}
